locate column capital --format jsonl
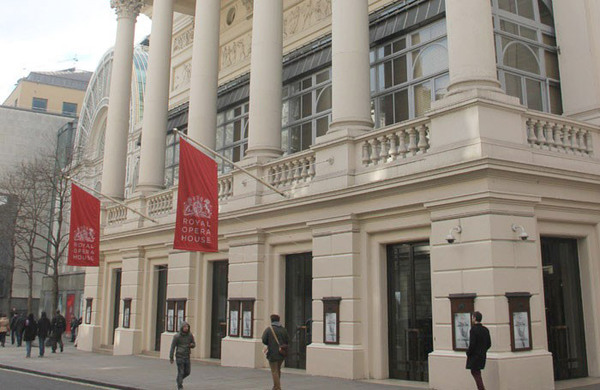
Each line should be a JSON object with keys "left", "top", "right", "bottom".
{"left": 110, "top": 0, "right": 144, "bottom": 19}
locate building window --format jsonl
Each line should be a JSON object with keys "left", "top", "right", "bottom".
{"left": 32, "top": 97, "right": 48, "bottom": 112}
{"left": 370, "top": 18, "right": 449, "bottom": 128}
{"left": 493, "top": 0, "right": 562, "bottom": 114}
{"left": 62, "top": 102, "right": 77, "bottom": 116}
{"left": 216, "top": 103, "right": 249, "bottom": 174}
{"left": 166, "top": 299, "right": 186, "bottom": 332}
{"left": 165, "top": 130, "right": 181, "bottom": 187}
{"left": 281, "top": 68, "right": 332, "bottom": 155}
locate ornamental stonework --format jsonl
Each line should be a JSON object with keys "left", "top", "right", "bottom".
{"left": 284, "top": 0, "right": 331, "bottom": 39}
{"left": 110, "top": 0, "right": 144, "bottom": 18}
{"left": 241, "top": 0, "right": 253, "bottom": 14}
{"left": 172, "top": 61, "right": 192, "bottom": 91}
{"left": 173, "top": 24, "right": 195, "bottom": 55}
{"left": 220, "top": 33, "right": 252, "bottom": 71}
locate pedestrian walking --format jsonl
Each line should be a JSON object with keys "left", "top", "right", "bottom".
{"left": 15, "top": 313, "right": 25, "bottom": 347}
{"left": 169, "top": 322, "right": 196, "bottom": 390}
{"left": 37, "top": 312, "right": 51, "bottom": 357}
{"left": 466, "top": 311, "right": 492, "bottom": 390}
{"left": 261, "top": 314, "right": 289, "bottom": 390}
{"left": 51, "top": 310, "right": 66, "bottom": 353}
{"left": 10, "top": 312, "right": 18, "bottom": 345}
{"left": 23, "top": 313, "right": 38, "bottom": 358}
{"left": 70, "top": 315, "right": 81, "bottom": 342}
{"left": 0, "top": 313, "right": 9, "bottom": 347}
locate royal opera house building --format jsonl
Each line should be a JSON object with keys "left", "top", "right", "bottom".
{"left": 74, "top": 1, "right": 600, "bottom": 388}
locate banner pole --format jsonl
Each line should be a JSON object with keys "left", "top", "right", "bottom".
{"left": 173, "top": 129, "right": 288, "bottom": 198}
{"left": 66, "top": 176, "right": 158, "bottom": 224}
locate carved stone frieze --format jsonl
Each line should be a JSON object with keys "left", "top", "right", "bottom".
{"left": 172, "top": 61, "right": 192, "bottom": 91}
{"left": 110, "top": 0, "right": 145, "bottom": 18}
{"left": 173, "top": 24, "right": 195, "bottom": 55}
{"left": 241, "top": 0, "right": 254, "bottom": 14}
{"left": 284, "top": 0, "right": 331, "bottom": 39}
{"left": 220, "top": 33, "right": 252, "bottom": 70}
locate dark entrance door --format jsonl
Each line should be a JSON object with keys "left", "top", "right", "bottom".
{"left": 542, "top": 237, "right": 588, "bottom": 380}
{"left": 387, "top": 242, "right": 432, "bottom": 381}
{"left": 155, "top": 265, "right": 168, "bottom": 351}
{"left": 285, "top": 252, "right": 312, "bottom": 369}
{"left": 210, "top": 261, "right": 229, "bottom": 359}
{"left": 111, "top": 268, "right": 122, "bottom": 345}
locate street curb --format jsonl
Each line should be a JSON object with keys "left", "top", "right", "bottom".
{"left": 0, "top": 363, "right": 143, "bottom": 390}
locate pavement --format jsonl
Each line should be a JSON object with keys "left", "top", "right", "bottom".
{"left": 1, "top": 342, "right": 599, "bottom": 389}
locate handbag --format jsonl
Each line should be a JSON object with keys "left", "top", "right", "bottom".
{"left": 270, "top": 326, "right": 288, "bottom": 358}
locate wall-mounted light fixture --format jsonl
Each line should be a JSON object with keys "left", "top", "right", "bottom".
{"left": 446, "top": 226, "right": 462, "bottom": 244}
{"left": 511, "top": 224, "right": 529, "bottom": 241}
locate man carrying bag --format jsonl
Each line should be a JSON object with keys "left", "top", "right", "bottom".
{"left": 262, "top": 314, "right": 289, "bottom": 390}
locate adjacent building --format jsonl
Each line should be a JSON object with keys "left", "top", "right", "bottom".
{"left": 75, "top": 1, "right": 600, "bottom": 389}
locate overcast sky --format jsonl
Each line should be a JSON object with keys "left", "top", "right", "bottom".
{"left": 0, "top": 0, "right": 152, "bottom": 102}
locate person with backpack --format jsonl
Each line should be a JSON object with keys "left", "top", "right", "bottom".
{"left": 51, "top": 310, "right": 67, "bottom": 353}
{"left": 22, "top": 313, "right": 38, "bottom": 358}
{"left": 262, "top": 314, "right": 290, "bottom": 390}
{"left": 37, "top": 312, "right": 51, "bottom": 357}
{"left": 169, "top": 321, "right": 196, "bottom": 390}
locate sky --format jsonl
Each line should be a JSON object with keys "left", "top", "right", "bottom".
{"left": 0, "top": 0, "right": 152, "bottom": 102}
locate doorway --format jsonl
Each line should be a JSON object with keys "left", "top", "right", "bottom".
{"left": 541, "top": 237, "right": 588, "bottom": 380}
{"left": 285, "top": 252, "right": 312, "bottom": 369}
{"left": 154, "top": 265, "right": 168, "bottom": 351}
{"left": 111, "top": 268, "right": 122, "bottom": 345}
{"left": 210, "top": 261, "right": 228, "bottom": 359}
{"left": 387, "top": 242, "right": 432, "bottom": 381}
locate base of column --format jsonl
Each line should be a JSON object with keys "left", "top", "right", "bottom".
{"left": 244, "top": 147, "right": 283, "bottom": 161}
{"left": 306, "top": 343, "right": 365, "bottom": 380}
{"left": 220, "top": 337, "right": 267, "bottom": 369}
{"left": 432, "top": 87, "right": 521, "bottom": 112}
{"left": 429, "top": 350, "right": 554, "bottom": 390}
{"left": 113, "top": 328, "right": 143, "bottom": 355}
{"left": 135, "top": 183, "right": 165, "bottom": 195}
{"left": 76, "top": 324, "right": 101, "bottom": 352}
{"left": 327, "top": 118, "right": 373, "bottom": 137}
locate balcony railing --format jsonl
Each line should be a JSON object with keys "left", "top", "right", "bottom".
{"left": 106, "top": 205, "right": 127, "bottom": 225}
{"left": 525, "top": 115, "right": 595, "bottom": 157}
{"left": 265, "top": 150, "right": 316, "bottom": 188}
{"left": 147, "top": 189, "right": 174, "bottom": 217}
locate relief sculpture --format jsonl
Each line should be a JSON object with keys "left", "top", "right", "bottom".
{"left": 173, "top": 24, "right": 195, "bottom": 55}
{"left": 284, "top": 0, "right": 331, "bottom": 39}
{"left": 173, "top": 61, "right": 192, "bottom": 91}
{"left": 220, "top": 33, "right": 252, "bottom": 71}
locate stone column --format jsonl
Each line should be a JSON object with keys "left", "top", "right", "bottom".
{"left": 445, "top": 0, "right": 502, "bottom": 94}
{"left": 187, "top": 0, "right": 220, "bottom": 148}
{"left": 553, "top": 0, "right": 600, "bottom": 124}
{"left": 245, "top": 0, "right": 283, "bottom": 160}
{"left": 137, "top": 0, "right": 175, "bottom": 193}
{"left": 328, "top": 0, "right": 372, "bottom": 134}
{"left": 77, "top": 259, "right": 105, "bottom": 352}
{"left": 102, "top": 0, "right": 143, "bottom": 199}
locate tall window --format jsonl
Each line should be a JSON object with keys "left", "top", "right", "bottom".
{"left": 370, "top": 18, "right": 449, "bottom": 128}
{"left": 32, "top": 97, "right": 48, "bottom": 112}
{"left": 62, "top": 102, "right": 77, "bottom": 116}
{"left": 281, "top": 68, "right": 332, "bottom": 155}
{"left": 216, "top": 103, "right": 249, "bottom": 173}
{"left": 493, "top": 0, "right": 562, "bottom": 114}
{"left": 165, "top": 130, "right": 181, "bottom": 187}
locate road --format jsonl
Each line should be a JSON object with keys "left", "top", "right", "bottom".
{"left": 0, "top": 368, "right": 117, "bottom": 390}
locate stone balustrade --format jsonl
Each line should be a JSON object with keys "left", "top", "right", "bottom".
{"left": 525, "top": 114, "right": 595, "bottom": 157}
{"left": 358, "top": 119, "right": 430, "bottom": 167}
{"left": 265, "top": 151, "right": 316, "bottom": 188}
{"left": 106, "top": 205, "right": 127, "bottom": 225}
{"left": 147, "top": 189, "right": 174, "bottom": 217}
{"left": 218, "top": 174, "right": 233, "bottom": 201}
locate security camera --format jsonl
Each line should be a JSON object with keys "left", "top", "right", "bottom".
{"left": 446, "top": 226, "right": 461, "bottom": 244}
{"left": 519, "top": 231, "right": 529, "bottom": 241}
{"left": 446, "top": 234, "right": 456, "bottom": 244}
{"left": 511, "top": 224, "right": 529, "bottom": 241}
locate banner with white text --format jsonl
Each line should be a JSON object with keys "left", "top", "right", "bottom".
{"left": 173, "top": 138, "right": 219, "bottom": 252}
{"left": 68, "top": 184, "right": 100, "bottom": 266}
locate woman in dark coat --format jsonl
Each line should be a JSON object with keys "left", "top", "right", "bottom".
{"left": 466, "top": 311, "right": 492, "bottom": 390}
{"left": 22, "top": 313, "right": 38, "bottom": 358}
{"left": 37, "top": 312, "right": 51, "bottom": 357}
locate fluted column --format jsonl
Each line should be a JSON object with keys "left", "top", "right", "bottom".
{"left": 245, "top": 0, "right": 283, "bottom": 159}
{"left": 328, "top": 0, "right": 373, "bottom": 134}
{"left": 187, "top": 0, "right": 220, "bottom": 149}
{"left": 137, "top": 0, "right": 174, "bottom": 193}
{"left": 445, "top": 0, "right": 502, "bottom": 94}
{"left": 102, "top": 0, "right": 143, "bottom": 199}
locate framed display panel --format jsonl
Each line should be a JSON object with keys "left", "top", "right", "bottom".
{"left": 506, "top": 292, "right": 532, "bottom": 352}
{"left": 166, "top": 299, "right": 187, "bottom": 332}
{"left": 123, "top": 298, "right": 132, "bottom": 329}
{"left": 228, "top": 299, "right": 241, "bottom": 337}
{"left": 240, "top": 298, "right": 255, "bottom": 338}
{"left": 448, "top": 293, "right": 476, "bottom": 351}
{"left": 85, "top": 298, "right": 93, "bottom": 324}
{"left": 323, "top": 297, "right": 341, "bottom": 345}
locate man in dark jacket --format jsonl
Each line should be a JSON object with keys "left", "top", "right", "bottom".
{"left": 466, "top": 311, "right": 492, "bottom": 390}
{"left": 22, "top": 314, "right": 37, "bottom": 358}
{"left": 37, "top": 312, "right": 51, "bottom": 357}
{"left": 262, "top": 314, "right": 290, "bottom": 390}
{"left": 9, "top": 312, "right": 18, "bottom": 345}
{"left": 15, "top": 313, "right": 25, "bottom": 347}
{"left": 51, "top": 310, "right": 67, "bottom": 353}
{"left": 169, "top": 322, "right": 195, "bottom": 390}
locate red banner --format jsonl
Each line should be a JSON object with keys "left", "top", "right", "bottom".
{"left": 68, "top": 184, "right": 100, "bottom": 266}
{"left": 173, "top": 138, "right": 219, "bottom": 252}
